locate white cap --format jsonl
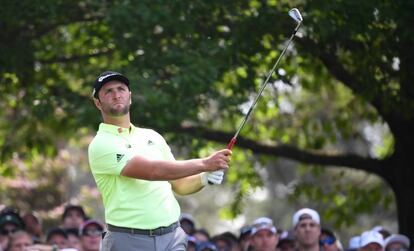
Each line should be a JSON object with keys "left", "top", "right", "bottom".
{"left": 384, "top": 234, "right": 410, "bottom": 249}
{"left": 348, "top": 236, "right": 361, "bottom": 249}
{"left": 360, "top": 231, "right": 385, "bottom": 248}
{"left": 251, "top": 217, "right": 277, "bottom": 235}
{"left": 292, "top": 208, "right": 320, "bottom": 227}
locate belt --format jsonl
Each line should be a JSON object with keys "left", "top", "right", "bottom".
{"left": 107, "top": 222, "right": 179, "bottom": 236}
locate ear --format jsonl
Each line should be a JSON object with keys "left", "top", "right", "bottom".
{"left": 129, "top": 91, "right": 132, "bottom": 104}
{"left": 94, "top": 98, "right": 102, "bottom": 111}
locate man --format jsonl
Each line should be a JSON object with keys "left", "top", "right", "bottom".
{"left": 61, "top": 204, "right": 87, "bottom": 230}
{"left": 319, "top": 228, "right": 342, "bottom": 251}
{"left": 0, "top": 208, "right": 25, "bottom": 251}
{"left": 278, "top": 230, "right": 296, "bottom": 251}
{"left": 384, "top": 234, "right": 410, "bottom": 251}
{"left": 80, "top": 220, "right": 104, "bottom": 251}
{"left": 88, "top": 71, "right": 232, "bottom": 250}
{"left": 45, "top": 227, "right": 69, "bottom": 250}
{"left": 359, "top": 230, "right": 384, "bottom": 251}
{"left": 292, "top": 208, "right": 321, "bottom": 251}
{"left": 249, "top": 217, "right": 279, "bottom": 251}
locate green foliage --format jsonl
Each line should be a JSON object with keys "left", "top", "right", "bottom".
{"left": 0, "top": 0, "right": 410, "bottom": 233}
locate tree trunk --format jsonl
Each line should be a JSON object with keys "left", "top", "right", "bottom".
{"left": 383, "top": 157, "right": 414, "bottom": 242}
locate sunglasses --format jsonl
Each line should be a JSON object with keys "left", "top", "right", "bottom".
{"left": 319, "top": 237, "right": 336, "bottom": 246}
{"left": 83, "top": 229, "right": 103, "bottom": 237}
{"left": 0, "top": 228, "right": 18, "bottom": 235}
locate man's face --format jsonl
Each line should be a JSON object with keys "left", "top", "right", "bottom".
{"left": 63, "top": 210, "right": 84, "bottom": 229}
{"left": 361, "top": 243, "right": 384, "bottom": 251}
{"left": 294, "top": 218, "right": 321, "bottom": 248}
{"left": 81, "top": 225, "right": 103, "bottom": 251}
{"left": 251, "top": 230, "right": 279, "bottom": 251}
{"left": 47, "top": 234, "right": 68, "bottom": 249}
{"left": 95, "top": 81, "right": 131, "bottom": 117}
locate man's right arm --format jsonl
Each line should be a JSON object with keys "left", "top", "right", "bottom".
{"left": 120, "top": 149, "right": 231, "bottom": 181}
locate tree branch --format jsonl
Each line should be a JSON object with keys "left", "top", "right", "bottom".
{"left": 175, "top": 124, "right": 387, "bottom": 176}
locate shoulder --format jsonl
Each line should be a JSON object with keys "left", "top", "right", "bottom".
{"left": 135, "top": 127, "right": 165, "bottom": 140}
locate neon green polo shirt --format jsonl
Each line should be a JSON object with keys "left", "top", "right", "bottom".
{"left": 88, "top": 123, "right": 181, "bottom": 229}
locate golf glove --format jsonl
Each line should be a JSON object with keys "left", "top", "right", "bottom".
{"left": 201, "top": 171, "right": 224, "bottom": 185}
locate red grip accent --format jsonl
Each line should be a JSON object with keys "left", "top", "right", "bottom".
{"left": 227, "top": 137, "right": 237, "bottom": 150}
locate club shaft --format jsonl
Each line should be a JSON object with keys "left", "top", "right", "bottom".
{"left": 227, "top": 21, "right": 301, "bottom": 150}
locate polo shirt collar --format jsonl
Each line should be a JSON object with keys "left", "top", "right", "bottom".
{"left": 98, "top": 123, "right": 136, "bottom": 135}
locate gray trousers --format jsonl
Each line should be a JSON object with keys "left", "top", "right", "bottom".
{"left": 101, "top": 226, "right": 188, "bottom": 251}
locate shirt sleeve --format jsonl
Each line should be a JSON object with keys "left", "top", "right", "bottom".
{"left": 88, "top": 137, "right": 130, "bottom": 175}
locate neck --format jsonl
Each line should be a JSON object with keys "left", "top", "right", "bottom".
{"left": 297, "top": 244, "right": 320, "bottom": 251}
{"left": 102, "top": 113, "right": 131, "bottom": 128}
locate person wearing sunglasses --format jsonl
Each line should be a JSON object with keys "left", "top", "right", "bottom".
{"left": 319, "top": 228, "right": 343, "bottom": 251}
{"left": 79, "top": 220, "right": 104, "bottom": 251}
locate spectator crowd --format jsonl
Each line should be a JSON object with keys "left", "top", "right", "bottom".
{"left": 0, "top": 205, "right": 410, "bottom": 251}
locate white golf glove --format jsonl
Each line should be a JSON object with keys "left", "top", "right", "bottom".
{"left": 201, "top": 171, "right": 225, "bottom": 185}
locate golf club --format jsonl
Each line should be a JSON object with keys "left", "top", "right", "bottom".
{"left": 226, "top": 8, "right": 303, "bottom": 150}
{"left": 208, "top": 8, "right": 303, "bottom": 185}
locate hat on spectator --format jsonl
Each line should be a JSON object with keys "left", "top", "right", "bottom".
{"left": 180, "top": 213, "right": 195, "bottom": 225}
{"left": 372, "top": 226, "right": 391, "bottom": 239}
{"left": 239, "top": 225, "right": 253, "bottom": 241}
{"left": 46, "top": 227, "right": 68, "bottom": 242}
{"left": 79, "top": 219, "right": 104, "bottom": 236}
{"left": 348, "top": 236, "right": 361, "bottom": 250}
{"left": 360, "top": 230, "right": 385, "bottom": 248}
{"left": 384, "top": 234, "right": 410, "bottom": 249}
{"left": 278, "top": 230, "right": 295, "bottom": 247}
{"left": 93, "top": 71, "right": 130, "bottom": 98}
{"left": 251, "top": 217, "right": 277, "bottom": 235}
{"left": 62, "top": 205, "right": 87, "bottom": 220}
{"left": 292, "top": 208, "right": 320, "bottom": 227}
{"left": 195, "top": 241, "right": 217, "bottom": 251}
{"left": 0, "top": 208, "right": 25, "bottom": 230}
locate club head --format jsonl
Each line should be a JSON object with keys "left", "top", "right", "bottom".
{"left": 289, "top": 8, "right": 303, "bottom": 23}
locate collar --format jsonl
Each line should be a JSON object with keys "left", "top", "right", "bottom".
{"left": 98, "top": 123, "right": 136, "bottom": 135}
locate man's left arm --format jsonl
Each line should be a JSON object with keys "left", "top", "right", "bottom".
{"left": 170, "top": 171, "right": 224, "bottom": 195}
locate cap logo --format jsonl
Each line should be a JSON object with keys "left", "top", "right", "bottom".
{"left": 98, "top": 73, "right": 117, "bottom": 82}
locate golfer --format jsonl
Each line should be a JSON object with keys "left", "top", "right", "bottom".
{"left": 88, "top": 71, "right": 232, "bottom": 250}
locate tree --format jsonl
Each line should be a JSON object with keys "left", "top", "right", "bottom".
{"left": 1, "top": 0, "right": 413, "bottom": 240}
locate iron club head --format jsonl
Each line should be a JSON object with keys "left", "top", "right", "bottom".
{"left": 289, "top": 8, "right": 303, "bottom": 23}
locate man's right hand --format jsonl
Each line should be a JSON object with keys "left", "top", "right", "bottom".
{"left": 202, "top": 149, "right": 232, "bottom": 172}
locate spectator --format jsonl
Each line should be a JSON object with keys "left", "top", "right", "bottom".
{"left": 194, "top": 228, "right": 211, "bottom": 242}
{"left": 250, "top": 217, "right": 279, "bottom": 251}
{"left": 187, "top": 235, "right": 198, "bottom": 251}
{"left": 277, "top": 230, "right": 295, "bottom": 251}
{"left": 359, "top": 231, "right": 384, "bottom": 251}
{"left": 384, "top": 234, "right": 410, "bottom": 251}
{"left": 7, "top": 230, "right": 33, "bottom": 251}
{"left": 292, "top": 208, "right": 321, "bottom": 251}
{"left": 79, "top": 220, "right": 104, "bottom": 251}
{"left": 61, "top": 205, "right": 87, "bottom": 230}
{"left": 0, "top": 208, "right": 25, "bottom": 251}
{"left": 46, "top": 227, "right": 69, "bottom": 250}
{"left": 347, "top": 236, "right": 360, "bottom": 251}
{"left": 22, "top": 211, "right": 43, "bottom": 244}
{"left": 372, "top": 226, "right": 391, "bottom": 240}
{"left": 196, "top": 241, "right": 218, "bottom": 251}
{"left": 320, "top": 228, "right": 343, "bottom": 251}
{"left": 180, "top": 213, "right": 197, "bottom": 235}
{"left": 65, "top": 228, "right": 82, "bottom": 251}
{"left": 211, "top": 233, "right": 233, "bottom": 251}
{"left": 239, "top": 225, "right": 253, "bottom": 251}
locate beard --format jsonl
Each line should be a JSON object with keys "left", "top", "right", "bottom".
{"left": 100, "top": 101, "right": 131, "bottom": 117}
{"left": 109, "top": 103, "right": 130, "bottom": 116}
